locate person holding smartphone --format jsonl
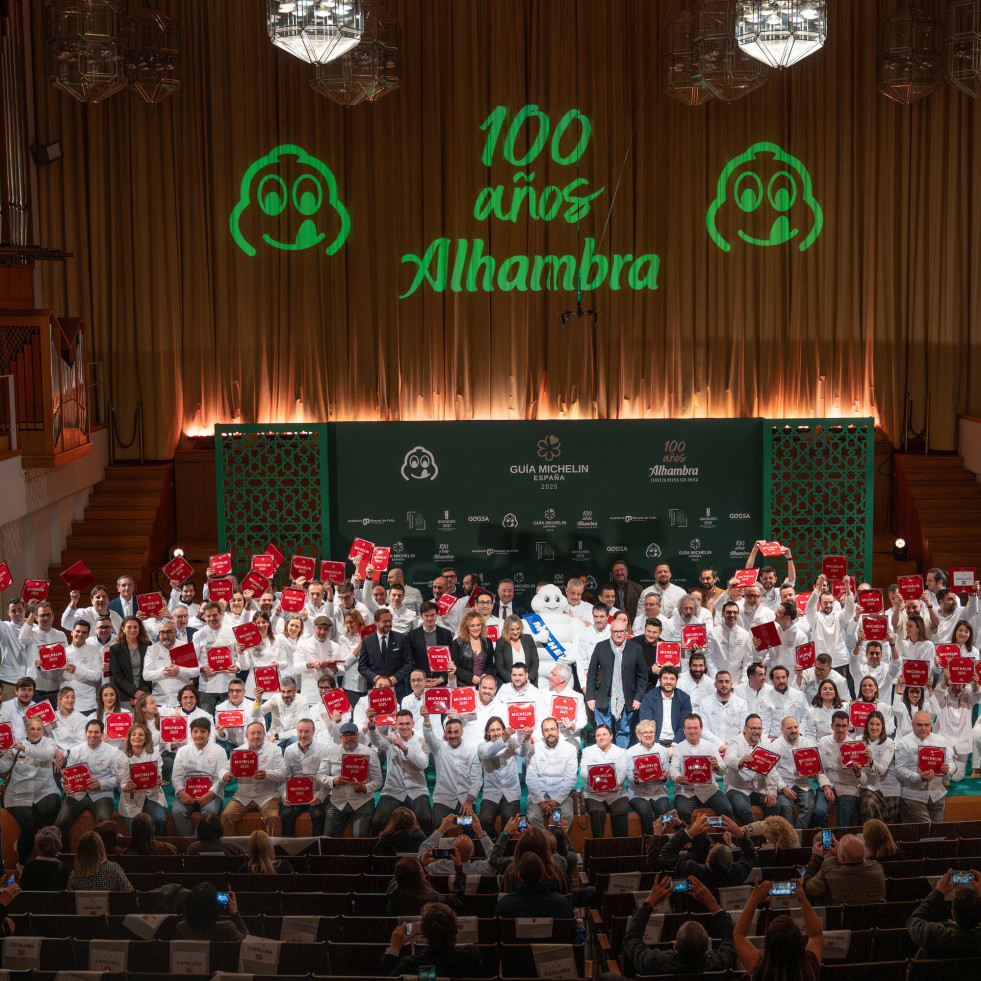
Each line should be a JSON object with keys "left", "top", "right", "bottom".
{"left": 907, "top": 868, "right": 981, "bottom": 958}
{"left": 660, "top": 813, "right": 759, "bottom": 892}
{"left": 802, "top": 830, "right": 885, "bottom": 905}
{"left": 175, "top": 883, "right": 246, "bottom": 941}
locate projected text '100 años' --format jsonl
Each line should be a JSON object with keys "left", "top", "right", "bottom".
{"left": 400, "top": 105, "right": 660, "bottom": 298}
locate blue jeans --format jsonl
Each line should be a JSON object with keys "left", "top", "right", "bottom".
{"left": 675, "top": 789, "right": 734, "bottom": 822}
{"left": 811, "top": 790, "right": 860, "bottom": 828}
{"left": 594, "top": 706, "right": 635, "bottom": 748}
{"left": 774, "top": 785, "right": 816, "bottom": 829}
{"left": 172, "top": 795, "right": 222, "bottom": 837}
{"left": 629, "top": 796, "right": 671, "bottom": 835}
{"left": 727, "top": 789, "right": 777, "bottom": 825}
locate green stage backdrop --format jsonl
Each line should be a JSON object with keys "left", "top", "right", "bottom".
{"left": 330, "top": 420, "right": 764, "bottom": 600}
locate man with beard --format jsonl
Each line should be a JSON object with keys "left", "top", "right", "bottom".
{"left": 705, "top": 602, "right": 754, "bottom": 683}
{"left": 525, "top": 716, "right": 579, "bottom": 828}
{"left": 724, "top": 713, "right": 778, "bottom": 824}
{"left": 763, "top": 666, "right": 808, "bottom": 738}
{"left": 678, "top": 652, "right": 714, "bottom": 714}
{"left": 769, "top": 716, "right": 827, "bottom": 828}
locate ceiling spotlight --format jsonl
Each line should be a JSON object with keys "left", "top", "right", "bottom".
{"left": 893, "top": 538, "right": 908, "bottom": 561}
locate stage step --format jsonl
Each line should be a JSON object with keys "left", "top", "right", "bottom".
{"left": 893, "top": 453, "right": 981, "bottom": 578}
{"left": 45, "top": 464, "right": 176, "bottom": 612}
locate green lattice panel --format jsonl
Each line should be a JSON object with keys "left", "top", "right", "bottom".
{"left": 215, "top": 425, "right": 331, "bottom": 588}
{"left": 764, "top": 420, "right": 874, "bottom": 588}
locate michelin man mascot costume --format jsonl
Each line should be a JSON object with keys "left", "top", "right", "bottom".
{"left": 523, "top": 584, "right": 585, "bottom": 670}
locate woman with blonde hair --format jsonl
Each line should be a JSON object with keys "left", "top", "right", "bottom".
{"left": 451, "top": 610, "right": 495, "bottom": 686}
{"left": 239, "top": 829, "right": 293, "bottom": 875}
{"left": 743, "top": 814, "right": 799, "bottom": 853}
{"left": 67, "top": 831, "right": 133, "bottom": 892}
{"left": 114, "top": 721, "right": 168, "bottom": 834}
{"left": 336, "top": 611, "right": 367, "bottom": 706}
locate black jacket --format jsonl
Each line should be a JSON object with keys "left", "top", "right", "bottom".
{"left": 659, "top": 826, "right": 758, "bottom": 894}
{"left": 358, "top": 630, "right": 412, "bottom": 698}
{"left": 108, "top": 641, "right": 150, "bottom": 700}
{"left": 495, "top": 882, "right": 575, "bottom": 919}
{"left": 585, "top": 637, "right": 648, "bottom": 711}
{"left": 406, "top": 624, "right": 455, "bottom": 680}
{"left": 381, "top": 943, "right": 489, "bottom": 978}
{"left": 494, "top": 635, "right": 540, "bottom": 686}
{"left": 623, "top": 903, "right": 737, "bottom": 975}
{"left": 907, "top": 888, "right": 981, "bottom": 959}
{"left": 450, "top": 637, "right": 496, "bottom": 687}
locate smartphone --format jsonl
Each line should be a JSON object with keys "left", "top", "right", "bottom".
{"left": 418, "top": 966, "right": 435, "bottom": 981}
{"left": 432, "top": 848, "right": 453, "bottom": 859}
{"left": 404, "top": 922, "right": 415, "bottom": 936}
{"left": 660, "top": 811, "right": 675, "bottom": 825}
{"left": 5, "top": 874, "right": 13, "bottom": 887}
{"left": 706, "top": 816, "right": 724, "bottom": 827}
{"left": 456, "top": 815, "right": 473, "bottom": 826}
{"left": 517, "top": 815, "right": 527, "bottom": 832}
{"left": 951, "top": 870, "right": 974, "bottom": 884}
{"left": 215, "top": 892, "right": 230, "bottom": 910}
{"left": 769, "top": 881, "right": 797, "bottom": 896}
{"left": 796, "top": 866, "right": 806, "bottom": 880}
{"left": 551, "top": 808, "right": 562, "bottom": 825}
{"left": 671, "top": 878, "right": 692, "bottom": 892}
{"left": 821, "top": 830, "right": 832, "bottom": 849}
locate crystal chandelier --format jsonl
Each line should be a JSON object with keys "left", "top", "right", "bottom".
{"left": 45, "top": 0, "right": 129, "bottom": 104}
{"left": 693, "top": 0, "right": 770, "bottom": 102}
{"left": 126, "top": 1, "right": 181, "bottom": 104}
{"left": 734, "top": 1, "right": 828, "bottom": 69}
{"left": 877, "top": 5, "right": 940, "bottom": 105}
{"left": 309, "top": 1, "right": 400, "bottom": 106}
{"left": 268, "top": 0, "right": 365, "bottom": 66}
{"left": 947, "top": 0, "right": 981, "bottom": 99}
{"left": 664, "top": 7, "right": 714, "bottom": 107}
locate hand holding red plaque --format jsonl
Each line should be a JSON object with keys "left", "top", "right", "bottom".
{"left": 935, "top": 644, "right": 960, "bottom": 670}
{"left": 551, "top": 695, "right": 577, "bottom": 725}
{"left": 507, "top": 702, "right": 536, "bottom": 729}
{"left": 61, "top": 560, "right": 97, "bottom": 591}
{"left": 137, "top": 592, "right": 165, "bottom": 618}
{"left": 839, "top": 741, "right": 868, "bottom": 767}
{"left": 917, "top": 746, "right": 945, "bottom": 775}
{"left": 751, "top": 622, "right": 781, "bottom": 652}
{"left": 160, "top": 717, "right": 187, "bottom": 743}
{"left": 862, "top": 615, "right": 888, "bottom": 641}
{"left": 733, "top": 569, "right": 758, "bottom": 587}
{"left": 681, "top": 625, "right": 706, "bottom": 649}
{"left": 822, "top": 556, "right": 847, "bottom": 579}
{"left": 289, "top": 555, "right": 316, "bottom": 582}
{"left": 633, "top": 754, "right": 664, "bottom": 782}
{"left": 280, "top": 588, "right": 306, "bottom": 613}
{"left": 62, "top": 764, "right": 91, "bottom": 793}
{"left": 209, "top": 553, "right": 232, "bottom": 576}
{"left": 184, "top": 776, "right": 213, "bottom": 800}
{"left": 368, "top": 688, "right": 397, "bottom": 715}
{"left": 341, "top": 754, "right": 369, "bottom": 782}
{"left": 168, "top": 643, "right": 198, "bottom": 669}
{"left": 744, "top": 748, "right": 780, "bottom": 774}
{"left": 233, "top": 622, "right": 263, "bottom": 649}
{"left": 162, "top": 555, "right": 193, "bottom": 584}
{"left": 208, "top": 578, "right": 234, "bottom": 602}
{"left": 216, "top": 710, "right": 245, "bottom": 729}
{"left": 254, "top": 665, "right": 280, "bottom": 693}
{"left": 587, "top": 764, "right": 617, "bottom": 792}
{"left": 902, "top": 660, "right": 930, "bottom": 686}
{"left": 321, "top": 688, "right": 351, "bottom": 716}
{"left": 230, "top": 749, "right": 258, "bottom": 777}
{"left": 320, "top": 561, "right": 346, "bottom": 585}
{"left": 793, "top": 747, "right": 821, "bottom": 777}
{"left": 897, "top": 575, "right": 924, "bottom": 601}
{"left": 129, "top": 762, "right": 159, "bottom": 790}
{"left": 25, "top": 702, "right": 56, "bottom": 725}
{"left": 948, "top": 656, "right": 975, "bottom": 684}
{"left": 286, "top": 777, "right": 314, "bottom": 804}
{"left": 38, "top": 644, "right": 67, "bottom": 671}
{"left": 857, "top": 588, "right": 884, "bottom": 613}
{"left": 207, "top": 647, "right": 233, "bottom": 672}
{"left": 451, "top": 688, "right": 477, "bottom": 713}
{"left": 796, "top": 642, "right": 816, "bottom": 670}
{"left": 683, "top": 756, "right": 712, "bottom": 784}
{"left": 105, "top": 713, "right": 132, "bottom": 740}
{"left": 849, "top": 701, "right": 875, "bottom": 729}
{"left": 427, "top": 646, "right": 451, "bottom": 672}
{"left": 424, "top": 688, "right": 451, "bottom": 714}
{"left": 655, "top": 642, "right": 681, "bottom": 667}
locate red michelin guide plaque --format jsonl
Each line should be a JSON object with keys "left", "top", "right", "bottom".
{"left": 427, "top": 646, "right": 451, "bottom": 671}
{"left": 233, "top": 622, "right": 263, "bottom": 649}
{"left": 321, "top": 688, "right": 351, "bottom": 715}
{"left": 822, "top": 556, "right": 847, "bottom": 579}
{"left": 162, "top": 555, "right": 193, "bottom": 583}
{"left": 280, "top": 588, "right": 306, "bottom": 613}
{"left": 368, "top": 688, "right": 397, "bottom": 715}
{"left": 436, "top": 593, "right": 457, "bottom": 617}
{"left": 61, "top": 560, "right": 97, "bottom": 591}
{"left": 935, "top": 644, "right": 960, "bottom": 670}
{"left": 230, "top": 749, "right": 258, "bottom": 777}
{"left": 744, "top": 748, "right": 780, "bottom": 774}
{"left": 38, "top": 644, "right": 67, "bottom": 671}
{"left": 207, "top": 647, "right": 234, "bottom": 671}
{"left": 507, "top": 702, "right": 536, "bottom": 729}
{"left": 857, "top": 588, "right": 884, "bottom": 613}
{"left": 862, "top": 615, "right": 888, "bottom": 641}
{"left": 633, "top": 754, "right": 664, "bottom": 782}
{"left": 251, "top": 554, "right": 277, "bottom": 577}
{"left": 105, "top": 713, "right": 133, "bottom": 740}
{"left": 751, "top": 622, "right": 781, "bottom": 652}
{"left": 948, "top": 656, "right": 975, "bottom": 684}
{"left": 129, "top": 761, "right": 159, "bottom": 790}
{"left": 216, "top": 710, "right": 245, "bottom": 729}
{"left": 25, "top": 701, "right": 56, "bottom": 725}
{"left": 424, "top": 688, "right": 450, "bottom": 714}
{"left": 902, "top": 660, "right": 930, "bottom": 686}
{"left": 683, "top": 756, "right": 712, "bottom": 784}
{"left": 341, "top": 754, "right": 369, "bottom": 782}
{"left": 320, "top": 560, "right": 346, "bottom": 585}
{"left": 759, "top": 541, "right": 784, "bottom": 557}
{"left": 839, "top": 742, "right": 868, "bottom": 767}
{"left": 137, "top": 592, "right": 165, "bottom": 618}
{"left": 587, "top": 764, "right": 617, "bottom": 792}
{"left": 551, "top": 695, "right": 578, "bottom": 724}
{"left": 169, "top": 643, "right": 198, "bottom": 669}
{"left": 849, "top": 701, "right": 875, "bottom": 729}
{"left": 793, "top": 747, "right": 821, "bottom": 777}
{"left": 160, "top": 717, "right": 187, "bottom": 743}
{"left": 655, "top": 642, "right": 681, "bottom": 667}
{"left": 451, "top": 688, "right": 477, "bottom": 713}
{"left": 0, "top": 724, "right": 12, "bottom": 749}
{"left": 795, "top": 642, "right": 816, "bottom": 670}
{"left": 950, "top": 567, "right": 977, "bottom": 594}
{"left": 239, "top": 569, "right": 270, "bottom": 596}
{"left": 289, "top": 555, "right": 316, "bottom": 582}
{"left": 208, "top": 578, "right": 234, "bottom": 602}
{"left": 897, "top": 574, "right": 924, "bottom": 601}
{"left": 184, "top": 776, "right": 213, "bottom": 800}
{"left": 209, "top": 553, "right": 232, "bottom": 576}
{"left": 681, "top": 625, "right": 706, "bottom": 648}
{"left": 733, "top": 569, "right": 758, "bottom": 587}
{"left": 254, "top": 665, "right": 280, "bottom": 693}
{"left": 286, "top": 777, "right": 314, "bottom": 805}
{"left": 62, "top": 764, "right": 91, "bottom": 793}
{"left": 917, "top": 746, "right": 946, "bottom": 774}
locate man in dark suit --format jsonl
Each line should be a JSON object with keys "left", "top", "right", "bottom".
{"left": 585, "top": 618, "right": 648, "bottom": 747}
{"left": 406, "top": 601, "right": 454, "bottom": 683}
{"left": 492, "top": 579, "right": 526, "bottom": 620}
{"left": 639, "top": 665, "right": 692, "bottom": 746}
{"left": 610, "top": 560, "right": 643, "bottom": 619}
{"left": 358, "top": 608, "right": 413, "bottom": 700}
{"left": 172, "top": 606, "right": 197, "bottom": 645}
{"left": 107, "top": 573, "right": 138, "bottom": 619}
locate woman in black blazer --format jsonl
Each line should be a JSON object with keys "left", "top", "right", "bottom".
{"left": 450, "top": 610, "right": 495, "bottom": 686}
{"left": 494, "top": 614, "right": 539, "bottom": 685}
{"left": 108, "top": 616, "right": 151, "bottom": 702}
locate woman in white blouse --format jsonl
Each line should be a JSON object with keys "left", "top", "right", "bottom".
{"left": 1, "top": 716, "right": 60, "bottom": 868}
{"left": 242, "top": 612, "right": 280, "bottom": 702}
{"left": 807, "top": 680, "right": 844, "bottom": 741}
{"left": 336, "top": 611, "right": 367, "bottom": 704}
{"left": 114, "top": 722, "right": 167, "bottom": 834}
{"left": 579, "top": 723, "right": 630, "bottom": 837}
{"left": 858, "top": 710, "right": 901, "bottom": 822}
{"left": 897, "top": 614, "right": 934, "bottom": 667}
{"left": 48, "top": 685, "right": 88, "bottom": 774}
{"left": 854, "top": 676, "right": 895, "bottom": 736}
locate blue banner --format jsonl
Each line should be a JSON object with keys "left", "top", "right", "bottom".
{"left": 523, "top": 611, "right": 566, "bottom": 662}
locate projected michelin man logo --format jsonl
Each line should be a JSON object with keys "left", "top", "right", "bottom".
{"left": 401, "top": 446, "right": 438, "bottom": 481}
{"left": 706, "top": 142, "right": 823, "bottom": 253}
{"left": 230, "top": 144, "right": 351, "bottom": 258}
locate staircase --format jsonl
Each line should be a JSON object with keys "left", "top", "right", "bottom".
{"left": 893, "top": 454, "right": 981, "bottom": 573}
{"left": 46, "top": 464, "right": 176, "bottom": 612}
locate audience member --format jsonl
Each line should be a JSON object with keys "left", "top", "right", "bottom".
{"left": 660, "top": 813, "right": 758, "bottom": 892}
{"left": 803, "top": 832, "right": 885, "bottom": 905}
{"left": 494, "top": 852, "right": 575, "bottom": 918}
{"left": 186, "top": 814, "right": 245, "bottom": 856}
{"left": 380, "top": 901, "right": 488, "bottom": 977}
{"left": 239, "top": 829, "right": 294, "bottom": 874}
{"left": 66, "top": 831, "right": 133, "bottom": 892}
{"left": 18, "top": 826, "right": 70, "bottom": 890}
{"left": 373, "top": 805, "right": 427, "bottom": 856}
{"left": 120, "top": 812, "right": 178, "bottom": 855}
{"left": 176, "top": 883, "right": 246, "bottom": 940}
{"left": 906, "top": 868, "right": 981, "bottom": 958}
{"left": 386, "top": 856, "right": 463, "bottom": 916}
